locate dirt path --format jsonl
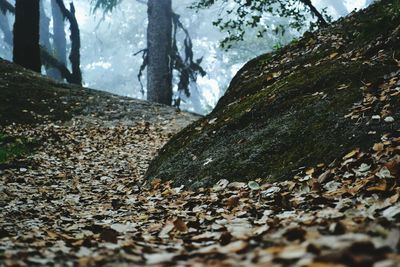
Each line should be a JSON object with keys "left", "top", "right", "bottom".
{"left": 1, "top": 103, "right": 400, "bottom": 266}
{"left": 0, "top": 105, "right": 200, "bottom": 266}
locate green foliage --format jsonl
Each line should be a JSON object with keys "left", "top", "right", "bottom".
{"left": 190, "top": 0, "right": 331, "bottom": 49}
{"left": 272, "top": 41, "right": 283, "bottom": 50}
{"left": 91, "top": 0, "right": 121, "bottom": 13}
{"left": 0, "top": 133, "right": 34, "bottom": 163}
{"left": 170, "top": 13, "right": 206, "bottom": 107}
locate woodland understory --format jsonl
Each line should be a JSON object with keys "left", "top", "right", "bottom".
{"left": 1, "top": 89, "right": 400, "bottom": 266}
{"left": 1, "top": 1, "right": 400, "bottom": 266}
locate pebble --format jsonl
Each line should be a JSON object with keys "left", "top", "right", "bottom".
{"left": 384, "top": 116, "right": 395, "bottom": 123}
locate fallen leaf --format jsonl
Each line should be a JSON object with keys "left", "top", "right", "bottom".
{"left": 173, "top": 218, "right": 188, "bottom": 232}
{"left": 100, "top": 228, "right": 118, "bottom": 243}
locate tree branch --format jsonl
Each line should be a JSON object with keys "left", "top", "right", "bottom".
{"left": 299, "top": 0, "right": 328, "bottom": 27}
{"left": 40, "top": 46, "right": 75, "bottom": 83}
{"left": 0, "top": 0, "right": 15, "bottom": 14}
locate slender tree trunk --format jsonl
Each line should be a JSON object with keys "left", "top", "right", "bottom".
{"left": 0, "top": 11, "right": 12, "bottom": 46}
{"left": 51, "top": 0, "right": 66, "bottom": 68}
{"left": 13, "top": 0, "right": 41, "bottom": 72}
{"left": 68, "top": 3, "right": 81, "bottom": 85}
{"left": 40, "top": 0, "right": 60, "bottom": 79}
{"left": 147, "top": 0, "right": 172, "bottom": 105}
{"left": 54, "top": 0, "right": 81, "bottom": 85}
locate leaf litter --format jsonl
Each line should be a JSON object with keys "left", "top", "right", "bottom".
{"left": 1, "top": 113, "right": 400, "bottom": 266}
{"left": 1, "top": 3, "right": 400, "bottom": 267}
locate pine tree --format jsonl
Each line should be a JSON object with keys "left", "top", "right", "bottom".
{"left": 13, "top": 0, "right": 41, "bottom": 72}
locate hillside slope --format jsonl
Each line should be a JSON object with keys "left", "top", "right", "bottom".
{"left": 0, "top": 58, "right": 199, "bottom": 127}
{"left": 146, "top": 0, "right": 400, "bottom": 188}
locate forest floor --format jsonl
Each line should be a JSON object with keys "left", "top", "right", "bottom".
{"left": 2, "top": 4, "right": 400, "bottom": 262}
{"left": 0, "top": 91, "right": 400, "bottom": 267}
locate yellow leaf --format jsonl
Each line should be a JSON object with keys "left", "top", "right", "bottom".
{"left": 337, "top": 84, "right": 349, "bottom": 90}
{"left": 373, "top": 143, "right": 384, "bottom": 152}
{"left": 329, "top": 52, "right": 339, "bottom": 59}
{"left": 367, "top": 179, "right": 387, "bottom": 192}
{"left": 272, "top": 71, "right": 281, "bottom": 78}
{"left": 343, "top": 148, "right": 359, "bottom": 160}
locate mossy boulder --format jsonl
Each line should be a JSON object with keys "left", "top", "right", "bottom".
{"left": 146, "top": 0, "right": 400, "bottom": 188}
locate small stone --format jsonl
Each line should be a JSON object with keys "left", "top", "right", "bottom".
{"left": 384, "top": 116, "right": 394, "bottom": 123}
{"left": 372, "top": 115, "right": 381, "bottom": 121}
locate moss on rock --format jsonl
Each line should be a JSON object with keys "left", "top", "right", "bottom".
{"left": 146, "top": 0, "right": 400, "bottom": 188}
{"left": 0, "top": 133, "right": 36, "bottom": 164}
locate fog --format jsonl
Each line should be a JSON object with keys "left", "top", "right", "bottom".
{"left": 0, "top": 0, "right": 372, "bottom": 114}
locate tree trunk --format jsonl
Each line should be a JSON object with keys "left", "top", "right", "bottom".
{"left": 68, "top": 3, "right": 81, "bottom": 85}
{"left": 40, "top": 0, "right": 60, "bottom": 79}
{"left": 54, "top": 0, "right": 82, "bottom": 85}
{"left": 0, "top": 11, "right": 12, "bottom": 46}
{"left": 51, "top": 0, "right": 66, "bottom": 70}
{"left": 13, "top": 0, "right": 41, "bottom": 72}
{"left": 147, "top": 0, "right": 172, "bottom": 105}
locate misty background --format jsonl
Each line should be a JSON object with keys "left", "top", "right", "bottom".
{"left": 0, "top": 0, "right": 373, "bottom": 114}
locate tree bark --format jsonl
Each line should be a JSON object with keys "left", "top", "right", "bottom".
{"left": 13, "top": 0, "right": 41, "bottom": 72}
{"left": 67, "top": 3, "right": 81, "bottom": 85}
{"left": 147, "top": 0, "right": 173, "bottom": 105}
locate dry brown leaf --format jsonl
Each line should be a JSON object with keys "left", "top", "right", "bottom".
{"left": 226, "top": 196, "right": 240, "bottom": 209}
{"left": 173, "top": 218, "right": 188, "bottom": 232}
{"left": 373, "top": 143, "right": 384, "bottom": 152}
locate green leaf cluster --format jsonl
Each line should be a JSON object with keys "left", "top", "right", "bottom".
{"left": 91, "top": 0, "right": 122, "bottom": 13}
{"left": 190, "top": 0, "right": 331, "bottom": 49}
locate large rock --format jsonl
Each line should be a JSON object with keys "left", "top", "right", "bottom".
{"left": 146, "top": 0, "right": 400, "bottom": 188}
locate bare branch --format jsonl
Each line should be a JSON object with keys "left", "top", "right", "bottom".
{"left": 0, "top": 0, "right": 15, "bottom": 14}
